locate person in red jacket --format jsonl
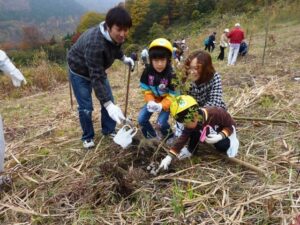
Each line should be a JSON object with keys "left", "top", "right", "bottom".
{"left": 227, "top": 23, "right": 245, "bottom": 66}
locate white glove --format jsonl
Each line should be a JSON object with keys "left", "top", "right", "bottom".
{"left": 153, "top": 102, "right": 162, "bottom": 112}
{"left": 227, "top": 147, "right": 238, "bottom": 158}
{"left": 146, "top": 101, "right": 156, "bottom": 112}
{"left": 105, "top": 102, "right": 125, "bottom": 124}
{"left": 227, "top": 126, "right": 239, "bottom": 158}
{"left": 0, "top": 50, "right": 27, "bottom": 87}
{"left": 147, "top": 101, "right": 162, "bottom": 112}
{"left": 174, "top": 122, "right": 184, "bottom": 137}
{"left": 205, "top": 133, "right": 223, "bottom": 144}
{"left": 8, "top": 69, "right": 27, "bottom": 87}
{"left": 123, "top": 56, "right": 134, "bottom": 71}
{"left": 178, "top": 146, "right": 192, "bottom": 160}
{"left": 158, "top": 155, "right": 172, "bottom": 170}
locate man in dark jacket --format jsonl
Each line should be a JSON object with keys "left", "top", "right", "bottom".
{"left": 67, "top": 6, "right": 134, "bottom": 149}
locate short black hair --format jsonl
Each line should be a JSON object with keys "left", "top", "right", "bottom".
{"left": 149, "top": 47, "right": 172, "bottom": 60}
{"left": 106, "top": 6, "right": 132, "bottom": 29}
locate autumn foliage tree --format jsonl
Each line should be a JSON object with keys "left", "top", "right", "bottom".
{"left": 148, "top": 23, "right": 165, "bottom": 40}
{"left": 125, "top": 0, "right": 267, "bottom": 43}
{"left": 20, "top": 26, "right": 45, "bottom": 50}
{"left": 126, "top": 0, "right": 150, "bottom": 42}
{"left": 76, "top": 12, "right": 105, "bottom": 33}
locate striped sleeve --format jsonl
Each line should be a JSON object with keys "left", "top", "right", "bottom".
{"left": 140, "top": 82, "right": 155, "bottom": 102}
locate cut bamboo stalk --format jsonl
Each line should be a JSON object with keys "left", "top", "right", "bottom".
{"left": 224, "top": 156, "right": 267, "bottom": 177}
{"left": 233, "top": 116, "right": 299, "bottom": 124}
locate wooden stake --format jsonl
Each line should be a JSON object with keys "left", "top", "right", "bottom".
{"left": 66, "top": 49, "right": 73, "bottom": 110}
{"left": 124, "top": 66, "right": 131, "bottom": 117}
{"left": 262, "top": 0, "right": 270, "bottom": 65}
{"left": 0, "top": 115, "right": 5, "bottom": 172}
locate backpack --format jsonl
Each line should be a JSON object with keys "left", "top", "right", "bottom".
{"left": 204, "top": 38, "right": 209, "bottom": 45}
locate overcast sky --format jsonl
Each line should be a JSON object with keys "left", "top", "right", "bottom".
{"left": 75, "top": 0, "right": 123, "bottom": 13}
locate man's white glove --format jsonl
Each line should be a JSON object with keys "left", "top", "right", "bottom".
{"left": 205, "top": 133, "right": 223, "bottom": 144}
{"left": 147, "top": 101, "right": 162, "bottom": 113}
{"left": 178, "top": 146, "right": 192, "bottom": 160}
{"left": 123, "top": 56, "right": 134, "bottom": 71}
{"left": 105, "top": 102, "right": 125, "bottom": 124}
{"left": 158, "top": 155, "right": 172, "bottom": 170}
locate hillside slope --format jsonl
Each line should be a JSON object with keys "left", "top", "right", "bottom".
{"left": 0, "top": 0, "right": 84, "bottom": 43}
{"left": 0, "top": 21, "right": 300, "bottom": 225}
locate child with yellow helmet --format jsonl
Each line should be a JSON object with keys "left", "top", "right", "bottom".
{"left": 173, "top": 50, "right": 226, "bottom": 140}
{"left": 138, "top": 38, "right": 178, "bottom": 140}
{"left": 159, "top": 95, "right": 239, "bottom": 170}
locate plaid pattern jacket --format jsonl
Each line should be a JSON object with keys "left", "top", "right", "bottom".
{"left": 67, "top": 25, "right": 124, "bottom": 104}
{"left": 188, "top": 73, "right": 226, "bottom": 110}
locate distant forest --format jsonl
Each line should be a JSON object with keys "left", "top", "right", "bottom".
{"left": 125, "top": 0, "right": 280, "bottom": 42}
{"left": 0, "top": 0, "right": 84, "bottom": 22}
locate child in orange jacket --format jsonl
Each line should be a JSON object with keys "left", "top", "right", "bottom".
{"left": 138, "top": 38, "right": 177, "bottom": 139}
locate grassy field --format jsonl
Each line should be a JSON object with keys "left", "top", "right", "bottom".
{"left": 1, "top": 15, "right": 300, "bottom": 225}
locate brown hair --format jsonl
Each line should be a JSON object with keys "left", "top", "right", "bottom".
{"left": 184, "top": 50, "right": 215, "bottom": 84}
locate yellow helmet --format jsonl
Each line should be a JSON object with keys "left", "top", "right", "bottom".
{"left": 170, "top": 95, "right": 198, "bottom": 118}
{"left": 149, "top": 38, "right": 173, "bottom": 55}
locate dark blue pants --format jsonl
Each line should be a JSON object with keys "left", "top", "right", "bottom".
{"left": 69, "top": 70, "right": 116, "bottom": 141}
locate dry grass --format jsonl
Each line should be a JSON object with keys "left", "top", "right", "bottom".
{"left": 0, "top": 50, "right": 67, "bottom": 99}
{"left": 1, "top": 18, "right": 300, "bottom": 225}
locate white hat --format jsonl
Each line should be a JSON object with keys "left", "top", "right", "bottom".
{"left": 224, "top": 28, "right": 229, "bottom": 33}
{"left": 235, "top": 23, "right": 240, "bottom": 27}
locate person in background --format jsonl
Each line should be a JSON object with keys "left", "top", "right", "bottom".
{"left": 173, "top": 47, "right": 183, "bottom": 66}
{"left": 141, "top": 47, "right": 149, "bottom": 66}
{"left": 67, "top": 6, "right": 134, "bottom": 149}
{"left": 159, "top": 95, "right": 239, "bottom": 170}
{"left": 204, "top": 32, "right": 217, "bottom": 52}
{"left": 138, "top": 38, "right": 177, "bottom": 140}
{"left": 239, "top": 41, "right": 248, "bottom": 56}
{"left": 217, "top": 29, "right": 229, "bottom": 61}
{"left": 130, "top": 51, "right": 138, "bottom": 68}
{"left": 227, "top": 23, "right": 245, "bottom": 66}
